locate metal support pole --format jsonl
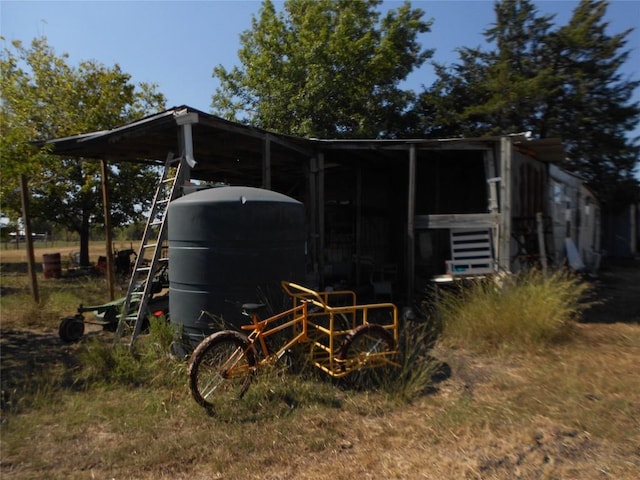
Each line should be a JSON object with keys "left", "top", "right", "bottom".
{"left": 174, "top": 109, "right": 199, "bottom": 177}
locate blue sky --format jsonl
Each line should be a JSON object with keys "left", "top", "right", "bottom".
{"left": 2, "top": 0, "right": 639, "bottom": 126}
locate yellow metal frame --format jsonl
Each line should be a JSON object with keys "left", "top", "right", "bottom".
{"left": 281, "top": 281, "right": 399, "bottom": 377}
{"left": 223, "top": 281, "right": 399, "bottom": 379}
{"left": 240, "top": 301, "right": 308, "bottom": 360}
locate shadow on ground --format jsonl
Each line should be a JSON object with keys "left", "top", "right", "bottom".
{"left": 581, "top": 257, "right": 640, "bottom": 324}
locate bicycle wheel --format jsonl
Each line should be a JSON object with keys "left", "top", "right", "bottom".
{"left": 188, "top": 331, "right": 257, "bottom": 411}
{"left": 338, "top": 324, "right": 395, "bottom": 388}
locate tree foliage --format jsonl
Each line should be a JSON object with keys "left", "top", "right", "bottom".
{"left": 417, "top": 0, "right": 639, "bottom": 207}
{"left": 211, "top": 0, "right": 433, "bottom": 138}
{"left": 1, "top": 36, "right": 166, "bottom": 264}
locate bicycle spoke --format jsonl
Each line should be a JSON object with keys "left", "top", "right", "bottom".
{"left": 338, "top": 324, "right": 396, "bottom": 388}
{"left": 188, "top": 332, "right": 256, "bottom": 412}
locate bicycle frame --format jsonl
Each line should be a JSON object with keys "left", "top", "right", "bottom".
{"left": 188, "top": 281, "right": 401, "bottom": 410}
{"left": 217, "top": 280, "right": 400, "bottom": 379}
{"left": 240, "top": 302, "right": 309, "bottom": 364}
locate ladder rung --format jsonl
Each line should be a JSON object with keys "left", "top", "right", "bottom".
{"left": 163, "top": 176, "right": 177, "bottom": 183}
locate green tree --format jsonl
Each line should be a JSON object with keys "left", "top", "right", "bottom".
{"left": 1, "top": 37, "right": 166, "bottom": 265}
{"left": 211, "top": 0, "right": 433, "bottom": 138}
{"left": 417, "top": 0, "right": 639, "bottom": 206}
{"left": 544, "top": 0, "right": 639, "bottom": 207}
{"left": 416, "top": 47, "right": 493, "bottom": 138}
{"left": 470, "top": 0, "right": 556, "bottom": 136}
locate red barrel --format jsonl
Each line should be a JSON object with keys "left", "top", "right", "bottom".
{"left": 42, "top": 253, "right": 62, "bottom": 278}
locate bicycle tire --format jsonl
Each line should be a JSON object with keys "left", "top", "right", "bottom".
{"left": 188, "top": 330, "right": 257, "bottom": 411}
{"left": 334, "top": 312, "right": 352, "bottom": 332}
{"left": 338, "top": 323, "right": 395, "bottom": 387}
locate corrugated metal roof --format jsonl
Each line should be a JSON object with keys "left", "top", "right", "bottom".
{"left": 37, "top": 105, "right": 569, "bottom": 183}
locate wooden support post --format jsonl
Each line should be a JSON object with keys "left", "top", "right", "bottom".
{"left": 262, "top": 135, "right": 272, "bottom": 189}
{"left": 317, "top": 152, "right": 325, "bottom": 288}
{"left": 499, "top": 137, "right": 512, "bottom": 272}
{"left": 355, "top": 166, "right": 363, "bottom": 286}
{"left": 406, "top": 145, "right": 417, "bottom": 303}
{"left": 536, "top": 212, "right": 548, "bottom": 274}
{"left": 20, "top": 174, "right": 39, "bottom": 303}
{"left": 308, "top": 156, "right": 318, "bottom": 278}
{"left": 101, "top": 160, "right": 116, "bottom": 300}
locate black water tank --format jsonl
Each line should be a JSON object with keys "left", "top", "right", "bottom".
{"left": 168, "top": 186, "right": 305, "bottom": 345}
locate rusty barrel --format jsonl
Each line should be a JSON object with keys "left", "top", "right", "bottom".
{"left": 42, "top": 253, "right": 62, "bottom": 278}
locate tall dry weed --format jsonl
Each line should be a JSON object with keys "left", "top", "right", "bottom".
{"left": 437, "top": 269, "right": 590, "bottom": 352}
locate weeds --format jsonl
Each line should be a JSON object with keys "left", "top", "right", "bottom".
{"left": 436, "top": 269, "right": 590, "bottom": 352}
{"left": 348, "top": 318, "right": 443, "bottom": 403}
{"left": 75, "top": 315, "right": 185, "bottom": 388}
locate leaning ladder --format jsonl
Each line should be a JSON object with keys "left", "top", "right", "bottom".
{"left": 115, "top": 154, "right": 183, "bottom": 347}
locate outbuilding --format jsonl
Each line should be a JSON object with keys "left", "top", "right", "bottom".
{"left": 41, "top": 105, "right": 600, "bottom": 306}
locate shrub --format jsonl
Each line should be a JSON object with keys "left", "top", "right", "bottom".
{"left": 436, "top": 269, "right": 590, "bottom": 352}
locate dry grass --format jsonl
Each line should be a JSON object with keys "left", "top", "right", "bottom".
{"left": 436, "top": 269, "right": 589, "bottom": 352}
{"left": 1, "top": 259, "right": 640, "bottom": 479}
{"left": 0, "top": 240, "right": 134, "bottom": 265}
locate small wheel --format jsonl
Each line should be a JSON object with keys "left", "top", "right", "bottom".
{"left": 188, "top": 331, "right": 257, "bottom": 412}
{"left": 59, "top": 316, "right": 85, "bottom": 342}
{"left": 338, "top": 324, "right": 395, "bottom": 388}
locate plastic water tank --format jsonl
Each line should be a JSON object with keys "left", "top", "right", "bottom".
{"left": 168, "top": 186, "right": 305, "bottom": 346}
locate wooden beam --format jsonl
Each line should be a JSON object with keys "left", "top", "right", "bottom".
{"left": 406, "top": 145, "right": 416, "bottom": 302}
{"left": 499, "top": 137, "right": 512, "bottom": 271}
{"left": 262, "top": 134, "right": 272, "bottom": 189}
{"left": 355, "top": 166, "right": 363, "bottom": 286}
{"left": 101, "top": 160, "right": 116, "bottom": 300}
{"left": 308, "top": 156, "right": 318, "bottom": 278}
{"left": 20, "top": 174, "right": 39, "bottom": 303}
{"left": 414, "top": 213, "right": 501, "bottom": 230}
{"left": 318, "top": 152, "right": 325, "bottom": 288}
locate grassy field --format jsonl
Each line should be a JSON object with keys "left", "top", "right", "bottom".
{"left": 0, "top": 241, "right": 136, "bottom": 269}
{"left": 1, "top": 256, "right": 639, "bottom": 479}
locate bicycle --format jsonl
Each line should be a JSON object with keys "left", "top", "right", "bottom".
{"left": 188, "top": 281, "right": 400, "bottom": 411}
